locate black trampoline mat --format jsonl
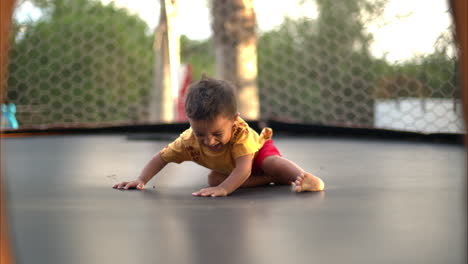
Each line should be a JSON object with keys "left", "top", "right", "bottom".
{"left": 3, "top": 134, "right": 466, "bottom": 264}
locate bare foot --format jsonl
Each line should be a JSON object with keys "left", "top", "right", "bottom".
{"left": 291, "top": 173, "right": 324, "bottom": 192}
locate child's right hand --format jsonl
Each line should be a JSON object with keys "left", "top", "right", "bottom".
{"left": 112, "top": 179, "right": 145, "bottom": 190}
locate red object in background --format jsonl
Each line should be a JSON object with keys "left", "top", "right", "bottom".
{"left": 176, "top": 64, "right": 192, "bottom": 122}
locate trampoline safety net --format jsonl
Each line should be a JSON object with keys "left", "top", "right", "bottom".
{"left": 3, "top": 0, "right": 463, "bottom": 134}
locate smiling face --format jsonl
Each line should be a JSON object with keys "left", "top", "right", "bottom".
{"left": 189, "top": 114, "right": 237, "bottom": 152}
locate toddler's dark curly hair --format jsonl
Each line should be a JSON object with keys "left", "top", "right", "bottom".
{"left": 185, "top": 75, "right": 237, "bottom": 120}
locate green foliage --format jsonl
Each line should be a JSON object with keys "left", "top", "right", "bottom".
{"left": 7, "top": 0, "right": 154, "bottom": 124}
{"left": 257, "top": 0, "right": 381, "bottom": 125}
{"left": 390, "top": 51, "right": 458, "bottom": 99}
{"left": 180, "top": 35, "right": 215, "bottom": 81}
{"left": 256, "top": 0, "right": 457, "bottom": 125}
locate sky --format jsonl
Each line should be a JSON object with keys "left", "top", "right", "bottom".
{"left": 14, "top": 0, "right": 453, "bottom": 63}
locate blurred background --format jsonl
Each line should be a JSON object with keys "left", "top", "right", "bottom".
{"left": 1, "top": 0, "right": 463, "bottom": 134}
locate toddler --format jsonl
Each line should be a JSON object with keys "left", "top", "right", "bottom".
{"left": 113, "top": 76, "right": 324, "bottom": 197}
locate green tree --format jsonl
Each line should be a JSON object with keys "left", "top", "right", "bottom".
{"left": 180, "top": 35, "right": 215, "bottom": 81}
{"left": 7, "top": 0, "right": 154, "bottom": 125}
{"left": 258, "top": 0, "right": 388, "bottom": 125}
{"left": 398, "top": 31, "right": 458, "bottom": 99}
{"left": 371, "top": 28, "right": 458, "bottom": 101}
{"left": 257, "top": 0, "right": 459, "bottom": 127}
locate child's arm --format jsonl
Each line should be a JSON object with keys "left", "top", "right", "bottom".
{"left": 192, "top": 154, "right": 253, "bottom": 197}
{"left": 113, "top": 152, "right": 168, "bottom": 190}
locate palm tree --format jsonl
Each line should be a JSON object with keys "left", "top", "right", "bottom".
{"left": 211, "top": 0, "right": 259, "bottom": 120}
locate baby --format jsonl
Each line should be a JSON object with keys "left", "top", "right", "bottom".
{"left": 113, "top": 76, "right": 324, "bottom": 197}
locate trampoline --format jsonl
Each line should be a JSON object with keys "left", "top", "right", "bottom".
{"left": 3, "top": 133, "right": 465, "bottom": 264}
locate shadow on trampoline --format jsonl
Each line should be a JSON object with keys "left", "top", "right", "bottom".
{"left": 139, "top": 184, "right": 326, "bottom": 203}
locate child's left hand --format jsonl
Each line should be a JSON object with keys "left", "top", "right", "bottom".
{"left": 192, "top": 186, "right": 228, "bottom": 197}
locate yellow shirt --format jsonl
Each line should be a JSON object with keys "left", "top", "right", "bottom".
{"left": 160, "top": 117, "right": 273, "bottom": 175}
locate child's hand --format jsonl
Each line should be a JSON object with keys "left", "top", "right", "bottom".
{"left": 192, "top": 186, "right": 228, "bottom": 197}
{"left": 112, "top": 179, "right": 145, "bottom": 190}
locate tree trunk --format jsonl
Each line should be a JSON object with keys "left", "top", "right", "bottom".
{"left": 149, "top": 0, "right": 180, "bottom": 123}
{"left": 211, "top": 0, "right": 259, "bottom": 120}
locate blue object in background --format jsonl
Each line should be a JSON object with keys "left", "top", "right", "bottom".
{"left": 1, "top": 103, "right": 19, "bottom": 129}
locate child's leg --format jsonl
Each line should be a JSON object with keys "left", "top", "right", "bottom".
{"left": 261, "top": 155, "right": 324, "bottom": 192}
{"left": 207, "top": 170, "right": 273, "bottom": 188}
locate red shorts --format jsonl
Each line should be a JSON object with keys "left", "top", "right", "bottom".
{"left": 252, "top": 140, "right": 281, "bottom": 174}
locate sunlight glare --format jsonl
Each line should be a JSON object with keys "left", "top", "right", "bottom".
{"left": 366, "top": 0, "right": 452, "bottom": 62}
